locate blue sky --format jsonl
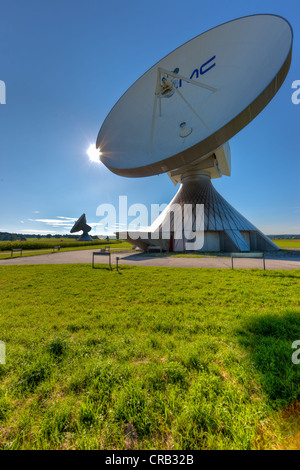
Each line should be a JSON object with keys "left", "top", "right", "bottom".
{"left": 0, "top": 0, "right": 299, "bottom": 236}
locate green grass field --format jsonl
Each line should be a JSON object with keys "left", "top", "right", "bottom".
{"left": 0, "top": 238, "right": 131, "bottom": 252}
{"left": 0, "top": 265, "right": 300, "bottom": 450}
{"left": 272, "top": 239, "right": 300, "bottom": 248}
{"left": 0, "top": 241, "right": 132, "bottom": 260}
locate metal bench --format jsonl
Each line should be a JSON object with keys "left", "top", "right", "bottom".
{"left": 231, "top": 252, "right": 265, "bottom": 270}
{"left": 92, "top": 248, "right": 111, "bottom": 269}
{"left": 11, "top": 248, "right": 22, "bottom": 257}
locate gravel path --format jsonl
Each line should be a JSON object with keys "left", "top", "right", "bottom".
{"left": 0, "top": 249, "right": 299, "bottom": 270}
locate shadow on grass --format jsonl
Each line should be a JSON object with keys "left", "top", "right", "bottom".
{"left": 238, "top": 311, "right": 300, "bottom": 409}
{"left": 258, "top": 272, "right": 300, "bottom": 281}
{"left": 92, "top": 265, "right": 112, "bottom": 271}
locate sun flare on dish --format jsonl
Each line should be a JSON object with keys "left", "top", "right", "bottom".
{"left": 87, "top": 144, "right": 101, "bottom": 162}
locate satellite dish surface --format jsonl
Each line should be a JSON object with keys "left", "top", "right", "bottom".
{"left": 95, "top": 14, "right": 292, "bottom": 253}
{"left": 97, "top": 14, "right": 292, "bottom": 178}
{"left": 70, "top": 214, "right": 93, "bottom": 241}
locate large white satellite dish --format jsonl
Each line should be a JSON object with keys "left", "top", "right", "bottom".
{"left": 96, "top": 15, "right": 293, "bottom": 252}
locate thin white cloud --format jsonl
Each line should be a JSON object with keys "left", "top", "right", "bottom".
{"left": 24, "top": 216, "right": 81, "bottom": 234}
{"left": 28, "top": 218, "right": 74, "bottom": 227}
{"left": 14, "top": 229, "right": 58, "bottom": 234}
{"left": 56, "top": 216, "right": 78, "bottom": 221}
{"left": 89, "top": 222, "right": 108, "bottom": 227}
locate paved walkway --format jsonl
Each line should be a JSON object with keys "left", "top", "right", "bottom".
{"left": 0, "top": 249, "right": 299, "bottom": 270}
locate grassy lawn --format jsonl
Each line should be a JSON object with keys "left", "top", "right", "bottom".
{"left": 0, "top": 238, "right": 132, "bottom": 252}
{"left": 272, "top": 239, "right": 300, "bottom": 248}
{"left": 0, "top": 250, "right": 56, "bottom": 260}
{"left": 0, "top": 265, "right": 300, "bottom": 450}
{"left": 0, "top": 242, "right": 132, "bottom": 260}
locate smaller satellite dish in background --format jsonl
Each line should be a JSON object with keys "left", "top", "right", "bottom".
{"left": 70, "top": 214, "right": 93, "bottom": 241}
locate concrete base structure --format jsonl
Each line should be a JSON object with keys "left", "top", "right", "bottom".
{"left": 77, "top": 232, "right": 93, "bottom": 242}
{"left": 118, "top": 171, "right": 279, "bottom": 253}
